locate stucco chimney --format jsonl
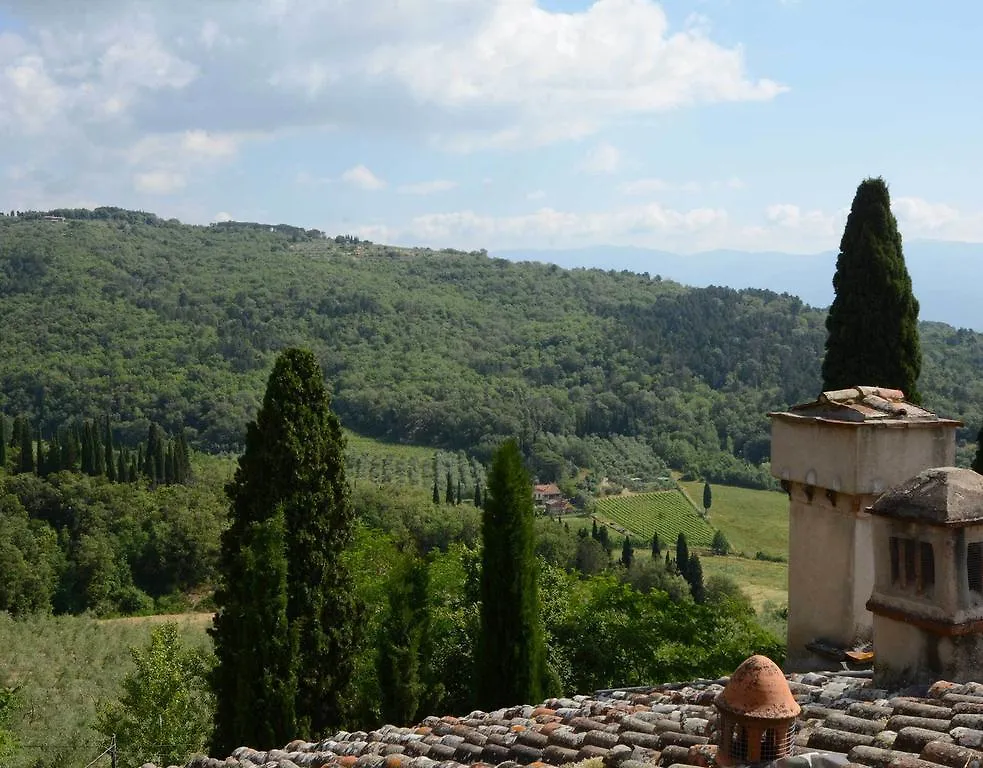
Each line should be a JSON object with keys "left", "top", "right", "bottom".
{"left": 868, "top": 467, "right": 983, "bottom": 688}
{"left": 769, "top": 386, "right": 959, "bottom": 672}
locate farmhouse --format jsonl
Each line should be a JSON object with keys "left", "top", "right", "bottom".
{"left": 534, "top": 483, "right": 563, "bottom": 504}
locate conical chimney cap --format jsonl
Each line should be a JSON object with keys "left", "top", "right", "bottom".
{"left": 715, "top": 655, "right": 801, "bottom": 720}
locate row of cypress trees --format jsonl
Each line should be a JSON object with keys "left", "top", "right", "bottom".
{"left": 0, "top": 415, "right": 192, "bottom": 485}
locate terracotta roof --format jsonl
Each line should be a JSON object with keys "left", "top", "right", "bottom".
{"left": 772, "top": 386, "right": 953, "bottom": 424}
{"left": 173, "top": 669, "right": 983, "bottom": 768}
{"left": 869, "top": 467, "right": 983, "bottom": 524}
{"left": 535, "top": 484, "right": 562, "bottom": 495}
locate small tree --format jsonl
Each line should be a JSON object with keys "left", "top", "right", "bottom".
{"left": 711, "top": 529, "right": 731, "bottom": 556}
{"left": 621, "top": 536, "right": 633, "bottom": 568}
{"left": 474, "top": 482, "right": 482, "bottom": 508}
{"left": 703, "top": 481, "right": 712, "bottom": 514}
{"left": 445, "top": 472, "right": 454, "bottom": 505}
{"left": 432, "top": 475, "right": 440, "bottom": 505}
{"left": 0, "top": 686, "right": 17, "bottom": 764}
{"left": 650, "top": 532, "right": 661, "bottom": 559}
{"left": 95, "top": 622, "right": 214, "bottom": 768}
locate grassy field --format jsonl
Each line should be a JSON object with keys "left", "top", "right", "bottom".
{"left": 1, "top": 612, "right": 211, "bottom": 768}
{"left": 594, "top": 490, "right": 714, "bottom": 546}
{"left": 701, "top": 555, "right": 788, "bottom": 611}
{"left": 677, "top": 480, "right": 788, "bottom": 559}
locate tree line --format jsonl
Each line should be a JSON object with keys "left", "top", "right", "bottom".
{"left": 1, "top": 415, "right": 192, "bottom": 486}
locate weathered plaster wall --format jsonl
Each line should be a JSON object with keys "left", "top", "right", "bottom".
{"left": 872, "top": 614, "right": 983, "bottom": 689}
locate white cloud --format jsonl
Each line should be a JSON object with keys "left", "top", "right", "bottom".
{"left": 213, "top": 211, "right": 233, "bottom": 222}
{"left": 134, "top": 170, "right": 186, "bottom": 194}
{"left": 397, "top": 179, "right": 457, "bottom": 195}
{"left": 341, "top": 164, "right": 387, "bottom": 191}
{"left": 356, "top": 201, "right": 729, "bottom": 250}
{"left": 894, "top": 197, "right": 960, "bottom": 231}
{"left": 581, "top": 142, "right": 622, "bottom": 174}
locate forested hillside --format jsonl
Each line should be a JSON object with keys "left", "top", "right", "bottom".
{"left": 2, "top": 209, "right": 982, "bottom": 486}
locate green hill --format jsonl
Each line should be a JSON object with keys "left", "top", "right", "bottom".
{"left": 2, "top": 208, "right": 982, "bottom": 487}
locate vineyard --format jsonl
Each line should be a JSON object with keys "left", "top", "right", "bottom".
{"left": 595, "top": 491, "right": 715, "bottom": 546}
{"left": 344, "top": 431, "right": 486, "bottom": 499}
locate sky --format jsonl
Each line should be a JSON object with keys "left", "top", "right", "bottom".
{"left": 0, "top": 0, "right": 981, "bottom": 254}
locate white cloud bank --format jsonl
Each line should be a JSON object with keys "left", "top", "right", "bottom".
{"left": 0, "top": 0, "right": 784, "bottom": 207}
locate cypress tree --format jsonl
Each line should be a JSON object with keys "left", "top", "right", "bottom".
{"left": 665, "top": 550, "right": 672, "bottom": 572}
{"left": 474, "top": 482, "right": 482, "bottom": 508}
{"left": 445, "top": 471, "right": 454, "bottom": 505}
{"left": 651, "top": 532, "right": 661, "bottom": 559}
{"left": 432, "top": 474, "right": 440, "bottom": 505}
{"left": 676, "top": 533, "right": 690, "bottom": 580}
{"left": 591, "top": 519, "right": 598, "bottom": 540}
{"left": 163, "top": 445, "right": 174, "bottom": 484}
{"left": 117, "top": 448, "right": 128, "bottom": 484}
{"left": 44, "top": 433, "right": 61, "bottom": 476}
{"left": 688, "top": 554, "right": 705, "bottom": 604}
{"left": 93, "top": 422, "right": 105, "bottom": 477}
{"left": 822, "top": 177, "right": 922, "bottom": 402}
{"left": 129, "top": 455, "right": 138, "bottom": 483}
{"left": 104, "top": 416, "right": 116, "bottom": 482}
{"left": 703, "top": 481, "right": 712, "bottom": 514}
{"left": 597, "top": 524, "right": 610, "bottom": 553}
{"left": 456, "top": 479, "right": 462, "bottom": 505}
{"left": 211, "top": 348, "right": 361, "bottom": 752}
{"left": 477, "top": 439, "right": 546, "bottom": 709}
{"left": 154, "top": 436, "right": 165, "bottom": 486}
{"left": 621, "top": 536, "right": 633, "bottom": 568}
{"left": 18, "top": 419, "right": 33, "bottom": 474}
{"left": 376, "top": 553, "right": 430, "bottom": 726}
{"left": 80, "top": 421, "right": 93, "bottom": 475}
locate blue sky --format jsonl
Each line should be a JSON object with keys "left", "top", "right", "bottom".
{"left": 0, "top": 0, "right": 980, "bottom": 253}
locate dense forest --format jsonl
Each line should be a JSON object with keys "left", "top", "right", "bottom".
{"left": 2, "top": 208, "right": 982, "bottom": 488}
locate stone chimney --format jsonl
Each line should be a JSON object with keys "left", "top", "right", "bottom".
{"left": 867, "top": 467, "right": 983, "bottom": 688}
{"left": 769, "top": 386, "right": 959, "bottom": 671}
{"left": 714, "top": 655, "right": 800, "bottom": 766}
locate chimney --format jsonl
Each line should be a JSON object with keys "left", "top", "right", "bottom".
{"left": 714, "top": 655, "right": 800, "bottom": 766}
{"left": 867, "top": 467, "right": 983, "bottom": 688}
{"left": 769, "top": 386, "right": 959, "bottom": 671}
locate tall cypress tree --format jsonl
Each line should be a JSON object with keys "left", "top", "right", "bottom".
{"left": 432, "top": 474, "right": 440, "bottom": 505}
{"left": 104, "top": 416, "right": 116, "bottom": 482}
{"left": 688, "top": 554, "right": 705, "bottom": 604}
{"left": 18, "top": 418, "right": 34, "bottom": 475}
{"left": 211, "top": 348, "right": 361, "bottom": 752}
{"left": 477, "top": 439, "right": 546, "bottom": 709}
{"left": 676, "top": 533, "right": 690, "bottom": 580}
{"left": 473, "top": 482, "right": 482, "bottom": 508}
{"left": 445, "top": 471, "right": 454, "bottom": 505}
{"left": 376, "top": 553, "right": 430, "bottom": 726}
{"left": 822, "top": 177, "right": 922, "bottom": 402}
{"left": 651, "top": 532, "right": 661, "bottom": 559}
{"left": 621, "top": 536, "right": 633, "bottom": 568}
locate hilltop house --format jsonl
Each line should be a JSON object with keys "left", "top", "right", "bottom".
{"left": 533, "top": 483, "right": 563, "bottom": 504}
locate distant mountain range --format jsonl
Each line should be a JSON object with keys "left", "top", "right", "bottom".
{"left": 493, "top": 240, "right": 983, "bottom": 331}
